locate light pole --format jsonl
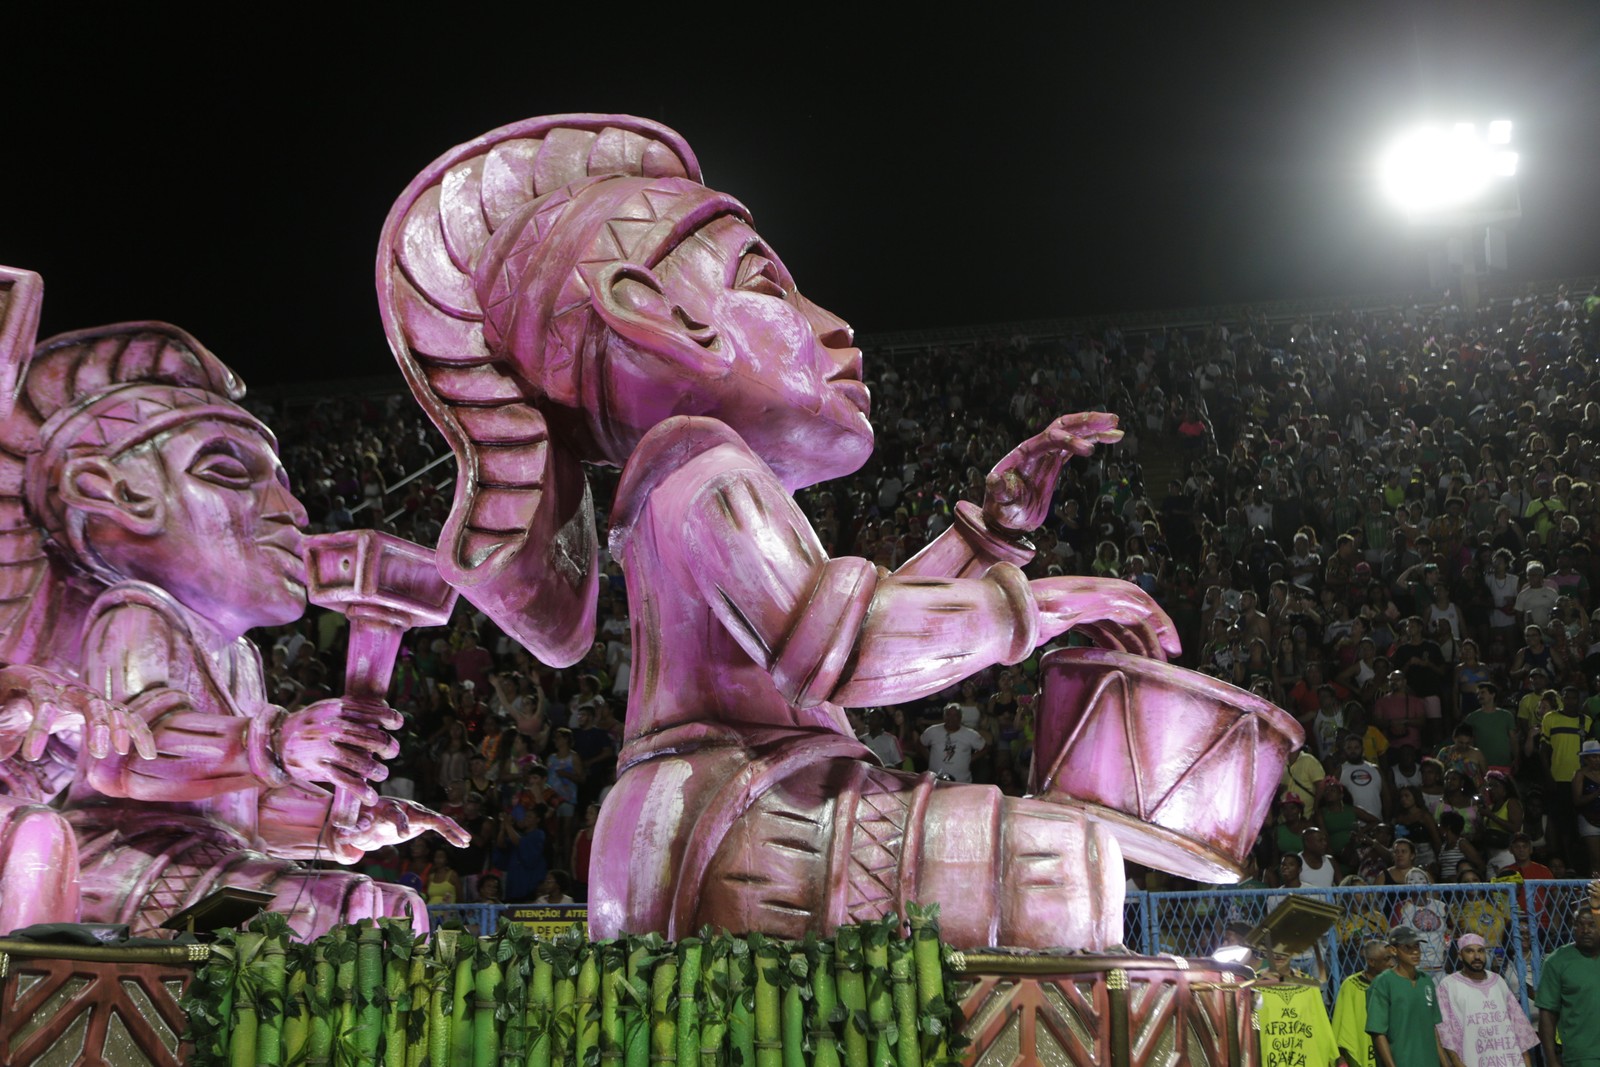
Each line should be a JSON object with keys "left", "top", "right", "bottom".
{"left": 1378, "top": 120, "right": 1520, "bottom": 312}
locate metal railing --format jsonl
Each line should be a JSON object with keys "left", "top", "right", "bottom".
{"left": 432, "top": 878, "right": 1594, "bottom": 1014}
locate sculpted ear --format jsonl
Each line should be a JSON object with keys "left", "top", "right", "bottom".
{"left": 591, "top": 261, "right": 730, "bottom": 372}
{"left": 59, "top": 456, "right": 165, "bottom": 537}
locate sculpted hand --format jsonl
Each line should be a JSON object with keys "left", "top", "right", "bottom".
{"left": 339, "top": 798, "right": 470, "bottom": 853}
{"left": 985, "top": 412, "right": 1122, "bottom": 533}
{"left": 1034, "top": 576, "right": 1182, "bottom": 661}
{"left": 278, "top": 699, "right": 403, "bottom": 807}
{"left": 0, "top": 664, "right": 156, "bottom": 761}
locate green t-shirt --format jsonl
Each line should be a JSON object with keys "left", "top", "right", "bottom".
{"left": 1534, "top": 944, "right": 1600, "bottom": 1062}
{"left": 1367, "top": 969, "right": 1443, "bottom": 1067}
{"left": 1332, "top": 972, "right": 1376, "bottom": 1067}
{"left": 1463, "top": 707, "right": 1517, "bottom": 768}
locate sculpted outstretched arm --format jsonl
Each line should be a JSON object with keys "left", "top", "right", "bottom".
{"left": 681, "top": 454, "right": 1176, "bottom": 711}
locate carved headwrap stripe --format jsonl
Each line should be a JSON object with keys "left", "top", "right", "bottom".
{"left": 377, "top": 115, "right": 706, "bottom": 666}
{"left": 0, "top": 322, "right": 247, "bottom": 668}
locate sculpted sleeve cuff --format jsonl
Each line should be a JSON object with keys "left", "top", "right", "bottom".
{"left": 246, "top": 705, "right": 292, "bottom": 789}
{"left": 896, "top": 501, "right": 1035, "bottom": 579}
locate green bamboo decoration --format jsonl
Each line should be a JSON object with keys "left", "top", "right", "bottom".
{"left": 751, "top": 936, "right": 782, "bottom": 1067}
{"left": 577, "top": 945, "right": 601, "bottom": 1067}
{"left": 528, "top": 939, "right": 556, "bottom": 1067}
{"left": 700, "top": 939, "right": 729, "bottom": 1067}
{"left": 309, "top": 941, "right": 335, "bottom": 1067}
{"left": 907, "top": 905, "right": 948, "bottom": 1067}
{"left": 430, "top": 931, "right": 460, "bottom": 1067}
{"left": 381, "top": 926, "right": 409, "bottom": 1067}
{"left": 780, "top": 949, "right": 805, "bottom": 1067}
{"left": 863, "top": 925, "right": 893, "bottom": 1067}
{"left": 834, "top": 928, "right": 870, "bottom": 1067}
{"left": 677, "top": 939, "right": 703, "bottom": 1067}
{"left": 230, "top": 931, "right": 264, "bottom": 1067}
{"left": 600, "top": 942, "right": 626, "bottom": 1067}
{"left": 553, "top": 944, "right": 578, "bottom": 1067}
{"left": 355, "top": 921, "right": 385, "bottom": 1067}
{"left": 182, "top": 915, "right": 962, "bottom": 1067}
{"left": 623, "top": 938, "right": 653, "bottom": 1067}
{"left": 496, "top": 929, "right": 529, "bottom": 1067}
{"left": 255, "top": 931, "right": 289, "bottom": 1067}
{"left": 650, "top": 945, "right": 678, "bottom": 1067}
{"left": 404, "top": 952, "right": 429, "bottom": 1067}
{"left": 728, "top": 939, "right": 755, "bottom": 1067}
{"left": 808, "top": 941, "right": 841, "bottom": 1067}
{"left": 283, "top": 964, "right": 309, "bottom": 1067}
{"left": 470, "top": 939, "right": 501, "bottom": 1067}
{"left": 452, "top": 935, "right": 478, "bottom": 1067}
{"left": 889, "top": 941, "right": 921, "bottom": 1067}
{"left": 336, "top": 928, "right": 359, "bottom": 1067}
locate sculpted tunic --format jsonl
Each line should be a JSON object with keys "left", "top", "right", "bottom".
{"left": 64, "top": 580, "right": 419, "bottom": 937}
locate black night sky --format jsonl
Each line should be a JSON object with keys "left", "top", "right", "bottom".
{"left": 4, "top": 5, "right": 1599, "bottom": 388}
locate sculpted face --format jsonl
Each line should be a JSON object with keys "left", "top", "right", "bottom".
{"left": 608, "top": 214, "right": 874, "bottom": 489}
{"left": 77, "top": 417, "right": 308, "bottom": 637}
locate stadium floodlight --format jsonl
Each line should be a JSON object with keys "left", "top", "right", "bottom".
{"left": 1378, "top": 121, "right": 1518, "bottom": 218}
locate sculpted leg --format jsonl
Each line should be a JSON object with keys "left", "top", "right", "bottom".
{"left": 601, "top": 757, "right": 1125, "bottom": 950}
{"left": 0, "top": 799, "right": 80, "bottom": 931}
{"left": 70, "top": 809, "right": 425, "bottom": 939}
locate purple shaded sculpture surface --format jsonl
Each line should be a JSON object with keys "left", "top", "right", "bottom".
{"left": 379, "top": 114, "right": 1303, "bottom": 948}
{"left": 0, "top": 299, "right": 466, "bottom": 937}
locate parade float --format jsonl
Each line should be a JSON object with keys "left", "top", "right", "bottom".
{"left": 0, "top": 114, "right": 1296, "bottom": 1065}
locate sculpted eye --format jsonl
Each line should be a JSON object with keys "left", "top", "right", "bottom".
{"left": 189, "top": 450, "right": 252, "bottom": 487}
{"left": 735, "top": 252, "right": 788, "bottom": 299}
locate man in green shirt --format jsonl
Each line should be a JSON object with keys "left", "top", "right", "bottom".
{"left": 1334, "top": 939, "right": 1394, "bottom": 1067}
{"left": 1536, "top": 900, "right": 1600, "bottom": 1067}
{"left": 1462, "top": 683, "right": 1518, "bottom": 772}
{"left": 1367, "top": 925, "right": 1445, "bottom": 1067}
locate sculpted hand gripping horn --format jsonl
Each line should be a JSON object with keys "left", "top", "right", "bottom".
{"left": 378, "top": 115, "right": 1300, "bottom": 947}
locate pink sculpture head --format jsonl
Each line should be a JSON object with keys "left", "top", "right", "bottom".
{"left": 378, "top": 115, "right": 872, "bottom": 666}
{"left": 0, "top": 323, "right": 309, "bottom": 657}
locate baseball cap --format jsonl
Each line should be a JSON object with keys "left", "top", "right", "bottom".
{"left": 1389, "top": 925, "right": 1423, "bottom": 946}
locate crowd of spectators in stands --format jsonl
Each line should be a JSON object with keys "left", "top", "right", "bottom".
{"left": 244, "top": 280, "right": 1600, "bottom": 909}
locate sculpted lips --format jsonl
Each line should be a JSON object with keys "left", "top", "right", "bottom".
{"left": 832, "top": 380, "right": 871, "bottom": 416}
{"left": 257, "top": 526, "right": 307, "bottom": 582}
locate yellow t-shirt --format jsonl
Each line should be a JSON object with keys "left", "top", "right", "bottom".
{"left": 1258, "top": 983, "right": 1340, "bottom": 1067}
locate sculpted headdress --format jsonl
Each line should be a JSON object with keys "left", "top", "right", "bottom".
{"left": 377, "top": 115, "right": 746, "bottom": 666}
{"left": 0, "top": 289, "right": 248, "bottom": 669}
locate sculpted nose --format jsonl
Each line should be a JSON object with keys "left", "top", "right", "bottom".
{"left": 796, "top": 294, "right": 861, "bottom": 377}
{"left": 266, "top": 476, "right": 309, "bottom": 529}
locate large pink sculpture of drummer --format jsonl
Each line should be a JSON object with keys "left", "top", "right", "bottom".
{"left": 379, "top": 115, "right": 1297, "bottom": 948}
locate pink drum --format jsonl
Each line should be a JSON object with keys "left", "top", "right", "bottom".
{"left": 1031, "top": 647, "right": 1303, "bottom": 883}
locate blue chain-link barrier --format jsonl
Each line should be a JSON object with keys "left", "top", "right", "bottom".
{"left": 1127, "top": 879, "right": 1596, "bottom": 1014}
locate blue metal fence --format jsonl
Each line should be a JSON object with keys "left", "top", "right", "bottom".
{"left": 431, "top": 878, "right": 1592, "bottom": 1012}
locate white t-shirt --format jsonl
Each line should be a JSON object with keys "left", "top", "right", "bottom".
{"left": 921, "top": 724, "right": 985, "bottom": 783}
{"left": 1514, "top": 584, "right": 1559, "bottom": 627}
{"left": 1485, "top": 573, "right": 1519, "bottom": 628}
{"left": 1339, "top": 759, "right": 1384, "bottom": 817}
